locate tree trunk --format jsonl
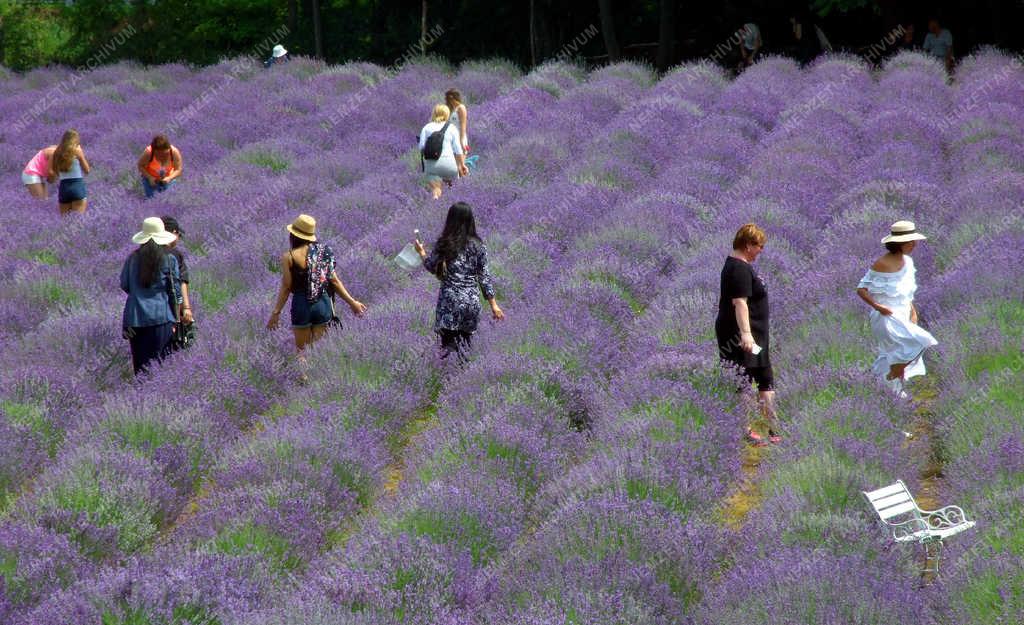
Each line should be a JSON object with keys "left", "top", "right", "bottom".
{"left": 597, "top": 0, "right": 620, "bottom": 62}
{"left": 656, "top": 0, "right": 675, "bottom": 71}
{"left": 529, "top": 0, "right": 536, "bottom": 67}
{"left": 421, "top": 0, "right": 427, "bottom": 48}
{"left": 310, "top": 0, "right": 323, "bottom": 59}
{"left": 287, "top": 0, "right": 297, "bottom": 33}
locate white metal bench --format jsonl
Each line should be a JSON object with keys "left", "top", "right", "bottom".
{"left": 862, "top": 480, "right": 976, "bottom": 575}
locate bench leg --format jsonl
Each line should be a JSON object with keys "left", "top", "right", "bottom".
{"left": 922, "top": 539, "right": 942, "bottom": 580}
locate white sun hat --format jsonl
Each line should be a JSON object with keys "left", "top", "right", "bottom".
{"left": 132, "top": 217, "right": 177, "bottom": 245}
{"left": 881, "top": 220, "right": 927, "bottom": 244}
{"left": 272, "top": 44, "right": 288, "bottom": 58}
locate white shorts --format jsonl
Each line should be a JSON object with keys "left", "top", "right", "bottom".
{"left": 424, "top": 156, "right": 458, "bottom": 182}
{"left": 22, "top": 172, "right": 43, "bottom": 185}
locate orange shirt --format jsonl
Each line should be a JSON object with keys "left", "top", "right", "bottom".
{"left": 145, "top": 146, "right": 177, "bottom": 178}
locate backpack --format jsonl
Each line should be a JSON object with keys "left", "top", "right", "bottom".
{"left": 421, "top": 119, "right": 451, "bottom": 161}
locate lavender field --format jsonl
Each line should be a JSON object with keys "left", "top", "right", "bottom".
{"left": 0, "top": 50, "right": 1022, "bottom": 624}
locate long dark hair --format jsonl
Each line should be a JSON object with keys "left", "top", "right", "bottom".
{"left": 434, "top": 202, "right": 479, "bottom": 273}
{"left": 137, "top": 240, "right": 168, "bottom": 286}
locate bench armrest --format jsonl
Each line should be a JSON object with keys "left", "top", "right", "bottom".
{"left": 888, "top": 516, "right": 929, "bottom": 541}
{"left": 920, "top": 505, "right": 969, "bottom": 528}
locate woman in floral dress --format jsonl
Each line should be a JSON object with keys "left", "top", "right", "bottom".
{"left": 414, "top": 202, "right": 504, "bottom": 360}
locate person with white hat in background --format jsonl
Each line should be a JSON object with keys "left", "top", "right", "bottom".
{"left": 264, "top": 44, "right": 289, "bottom": 68}
{"left": 856, "top": 220, "right": 938, "bottom": 397}
{"left": 121, "top": 217, "right": 182, "bottom": 376}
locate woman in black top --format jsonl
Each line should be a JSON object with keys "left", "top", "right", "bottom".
{"left": 267, "top": 214, "right": 366, "bottom": 370}
{"left": 414, "top": 202, "right": 504, "bottom": 361}
{"left": 715, "top": 223, "right": 778, "bottom": 444}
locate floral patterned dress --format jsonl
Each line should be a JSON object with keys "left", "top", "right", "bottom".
{"left": 423, "top": 239, "right": 495, "bottom": 333}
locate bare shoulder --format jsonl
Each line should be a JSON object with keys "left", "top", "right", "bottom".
{"left": 871, "top": 254, "right": 903, "bottom": 272}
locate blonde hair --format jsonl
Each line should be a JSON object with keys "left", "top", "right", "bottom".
{"left": 431, "top": 103, "right": 451, "bottom": 123}
{"left": 54, "top": 129, "right": 80, "bottom": 173}
{"left": 732, "top": 223, "right": 767, "bottom": 250}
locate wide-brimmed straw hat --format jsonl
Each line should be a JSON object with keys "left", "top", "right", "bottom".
{"left": 272, "top": 44, "right": 288, "bottom": 58}
{"left": 286, "top": 214, "right": 317, "bottom": 241}
{"left": 881, "top": 220, "right": 927, "bottom": 244}
{"left": 132, "top": 217, "right": 176, "bottom": 245}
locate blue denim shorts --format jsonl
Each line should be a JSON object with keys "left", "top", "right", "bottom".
{"left": 290, "top": 291, "right": 332, "bottom": 328}
{"left": 58, "top": 178, "right": 87, "bottom": 203}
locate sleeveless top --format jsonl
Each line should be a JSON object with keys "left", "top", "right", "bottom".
{"left": 144, "top": 146, "right": 178, "bottom": 178}
{"left": 289, "top": 249, "right": 309, "bottom": 295}
{"left": 57, "top": 155, "right": 83, "bottom": 180}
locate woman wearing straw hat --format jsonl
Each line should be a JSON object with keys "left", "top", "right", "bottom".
{"left": 267, "top": 214, "right": 367, "bottom": 361}
{"left": 264, "top": 44, "right": 289, "bottom": 68}
{"left": 121, "top": 217, "right": 182, "bottom": 375}
{"left": 857, "top": 220, "right": 938, "bottom": 397}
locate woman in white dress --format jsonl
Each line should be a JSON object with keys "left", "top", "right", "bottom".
{"left": 856, "top": 221, "right": 938, "bottom": 396}
{"left": 445, "top": 88, "right": 469, "bottom": 154}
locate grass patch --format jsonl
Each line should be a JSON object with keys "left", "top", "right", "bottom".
{"left": 2, "top": 398, "right": 61, "bottom": 457}
{"left": 190, "top": 272, "right": 245, "bottom": 313}
{"left": 631, "top": 398, "right": 707, "bottom": 440}
{"left": 28, "top": 277, "right": 82, "bottom": 310}
{"left": 15, "top": 248, "right": 61, "bottom": 265}
{"left": 211, "top": 521, "right": 301, "bottom": 575}
{"left": 237, "top": 151, "right": 290, "bottom": 173}
{"left": 397, "top": 509, "right": 497, "bottom": 566}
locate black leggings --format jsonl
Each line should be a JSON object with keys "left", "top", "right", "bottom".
{"left": 439, "top": 329, "right": 472, "bottom": 361}
{"left": 128, "top": 322, "right": 174, "bottom": 375}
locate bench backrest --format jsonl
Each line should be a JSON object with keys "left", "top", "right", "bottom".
{"left": 863, "top": 480, "right": 921, "bottom": 524}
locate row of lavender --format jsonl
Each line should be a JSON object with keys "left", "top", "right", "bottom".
{"left": 0, "top": 49, "right": 1021, "bottom": 623}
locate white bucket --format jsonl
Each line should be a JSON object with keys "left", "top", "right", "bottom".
{"left": 395, "top": 242, "right": 420, "bottom": 270}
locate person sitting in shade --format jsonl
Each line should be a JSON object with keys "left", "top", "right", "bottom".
{"left": 922, "top": 16, "right": 953, "bottom": 72}
{"left": 137, "top": 135, "right": 182, "bottom": 199}
{"left": 22, "top": 145, "right": 57, "bottom": 199}
{"left": 264, "top": 44, "right": 289, "bottom": 68}
{"left": 739, "top": 22, "right": 762, "bottom": 69}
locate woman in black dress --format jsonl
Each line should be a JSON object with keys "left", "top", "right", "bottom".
{"left": 715, "top": 223, "right": 778, "bottom": 445}
{"left": 414, "top": 202, "right": 504, "bottom": 361}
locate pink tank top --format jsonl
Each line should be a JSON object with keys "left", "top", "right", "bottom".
{"left": 24, "top": 149, "right": 50, "bottom": 177}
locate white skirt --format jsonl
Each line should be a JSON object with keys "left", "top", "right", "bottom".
{"left": 22, "top": 172, "right": 43, "bottom": 184}
{"left": 868, "top": 305, "right": 937, "bottom": 380}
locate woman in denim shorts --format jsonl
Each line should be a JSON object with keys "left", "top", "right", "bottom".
{"left": 267, "top": 214, "right": 368, "bottom": 373}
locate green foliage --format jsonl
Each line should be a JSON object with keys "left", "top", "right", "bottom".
{"left": 211, "top": 521, "right": 301, "bottom": 575}
{"left": 397, "top": 509, "right": 497, "bottom": 566}
{"left": 2, "top": 398, "right": 61, "bottom": 457}
{"left": 0, "top": 1, "right": 71, "bottom": 70}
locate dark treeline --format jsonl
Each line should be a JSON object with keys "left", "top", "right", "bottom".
{"left": 1, "top": 0, "right": 1021, "bottom": 72}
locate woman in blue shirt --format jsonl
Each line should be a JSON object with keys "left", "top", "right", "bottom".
{"left": 121, "top": 217, "right": 181, "bottom": 375}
